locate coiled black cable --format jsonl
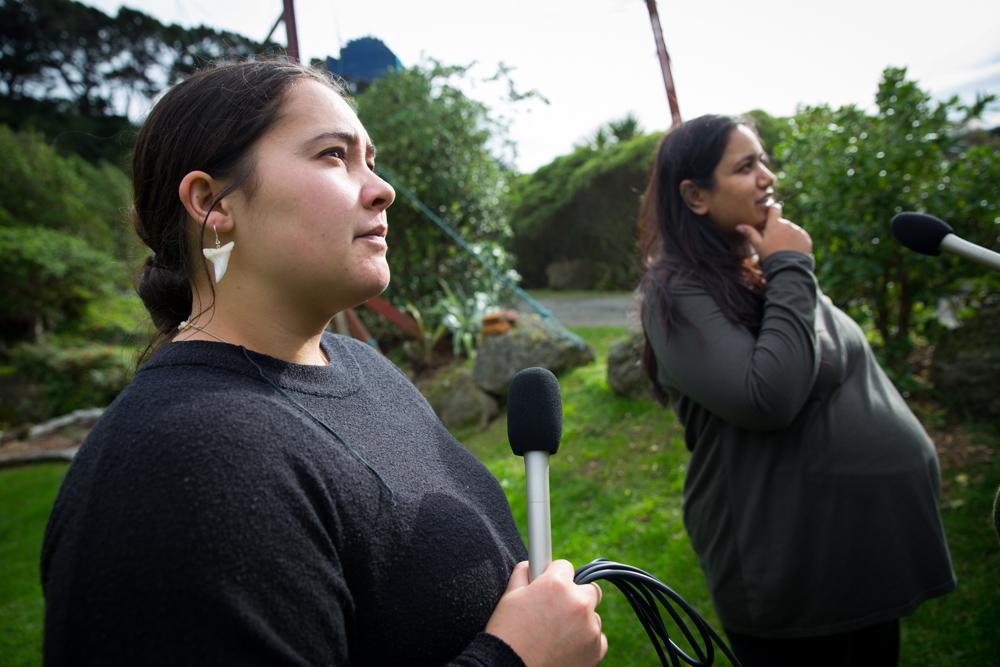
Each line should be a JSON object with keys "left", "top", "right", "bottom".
{"left": 574, "top": 559, "right": 742, "bottom": 667}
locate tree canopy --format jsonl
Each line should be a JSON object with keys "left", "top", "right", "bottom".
{"left": 0, "top": 0, "right": 281, "bottom": 113}
{"left": 0, "top": 0, "right": 281, "bottom": 162}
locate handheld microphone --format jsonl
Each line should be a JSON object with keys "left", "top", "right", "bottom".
{"left": 507, "top": 370, "right": 743, "bottom": 665}
{"left": 891, "top": 212, "right": 1000, "bottom": 271}
{"left": 507, "top": 367, "right": 562, "bottom": 581}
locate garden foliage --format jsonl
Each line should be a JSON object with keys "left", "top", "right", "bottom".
{"left": 0, "top": 126, "right": 135, "bottom": 264}
{"left": 773, "top": 67, "right": 1000, "bottom": 371}
{"left": 0, "top": 127, "right": 135, "bottom": 340}
{"left": 2, "top": 341, "right": 134, "bottom": 422}
{"left": 0, "top": 125, "right": 137, "bottom": 421}
{"left": 356, "top": 61, "right": 520, "bottom": 319}
{"left": 0, "top": 227, "right": 121, "bottom": 342}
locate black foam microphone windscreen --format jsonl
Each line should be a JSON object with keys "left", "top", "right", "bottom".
{"left": 507, "top": 367, "right": 562, "bottom": 456}
{"left": 891, "top": 212, "right": 955, "bottom": 256}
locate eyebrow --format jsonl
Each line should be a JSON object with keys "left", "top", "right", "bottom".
{"left": 734, "top": 151, "right": 765, "bottom": 168}
{"left": 305, "top": 130, "right": 376, "bottom": 159}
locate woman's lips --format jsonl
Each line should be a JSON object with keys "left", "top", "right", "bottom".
{"left": 356, "top": 222, "right": 387, "bottom": 239}
{"left": 752, "top": 196, "right": 776, "bottom": 230}
{"left": 357, "top": 233, "right": 387, "bottom": 247}
{"left": 356, "top": 224, "right": 388, "bottom": 249}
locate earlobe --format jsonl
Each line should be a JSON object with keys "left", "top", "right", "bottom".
{"left": 679, "top": 179, "right": 709, "bottom": 216}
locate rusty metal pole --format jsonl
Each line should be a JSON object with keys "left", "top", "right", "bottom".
{"left": 644, "top": 0, "right": 682, "bottom": 128}
{"left": 282, "top": 0, "right": 300, "bottom": 62}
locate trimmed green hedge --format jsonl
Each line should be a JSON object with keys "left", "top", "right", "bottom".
{"left": 510, "top": 133, "right": 661, "bottom": 290}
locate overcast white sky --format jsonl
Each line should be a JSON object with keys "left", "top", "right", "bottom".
{"left": 81, "top": 0, "right": 1000, "bottom": 173}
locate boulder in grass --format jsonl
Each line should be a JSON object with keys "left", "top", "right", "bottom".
{"left": 606, "top": 331, "right": 654, "bottom": 400}
{"left": 423, "top": 369, "right": 500, "bottom": 432}
{"left": 473, "top": 314, "right": 594, "bottom": 396}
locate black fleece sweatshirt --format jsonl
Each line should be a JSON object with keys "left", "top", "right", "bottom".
{"left": 41, "top": 333, "right": 527, "bottom": 666}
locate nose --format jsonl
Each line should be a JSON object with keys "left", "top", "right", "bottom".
{"left": 363, "top": 171, "right": 395, "bottom": 212}
{"left": 758, "top": 161, "right": 776, "bottom": 188}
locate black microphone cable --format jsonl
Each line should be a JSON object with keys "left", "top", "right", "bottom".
{"left": 574, "top": 558, "right": 742, "bottom": 667}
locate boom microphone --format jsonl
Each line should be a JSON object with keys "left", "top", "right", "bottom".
{"left": 891, "top": 212, "right": 1000, "bottom": 271}
{"left": 507, "top": 367, "right": 562, "bottom": 580}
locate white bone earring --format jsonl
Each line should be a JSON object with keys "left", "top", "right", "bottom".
{"left": 202, "top": 224, "right": 235, "bottom": 283}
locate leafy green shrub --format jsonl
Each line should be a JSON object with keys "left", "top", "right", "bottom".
{"left": 0, "top": 125, "right": 138, "bottom": 269}
{"left": 0, "top": 226, "right": 123, "bottom": 341}
{"left": 71, "top": 292, "right": 152, "bottom": 345}
{"left": 382, "top": 280, "right": 499, "bottom": 368}
{"left": 3, "top": 340, "right": 135, "bottom": 423}
{"left": 356, "top": 62, "right": 516, "bottom": 313}
{"left": 400, "top": 301, "right": 449, "bottom": 371}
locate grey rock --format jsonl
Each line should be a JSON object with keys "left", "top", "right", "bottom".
{"left": 606, "top": 332, "right": 654, "bottom": 399}
{"left": 473, "top": 314, "right": 595, "bottom": 396}
{"left": 424, "top": 369, "right": 500, "bottom": 431}
{"left": 27, "top": 407, "right": 105, "bottom": 439}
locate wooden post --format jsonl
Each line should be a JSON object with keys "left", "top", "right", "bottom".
{"left": 644, "top": 0, "right": 682, "bottom": 128}
{"left": 282, "top": 0, "right": 300, "bottom": 62}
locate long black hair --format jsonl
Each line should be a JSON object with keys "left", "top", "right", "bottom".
{"left": 638, "top": 114, "right": 766, "bottom": 402}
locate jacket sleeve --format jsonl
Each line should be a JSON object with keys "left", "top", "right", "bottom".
{"left": 449, "top": 633, "right": 526, "bottom": 667}
{"left": 645, "top": 251, "right": 820, "bottom": 431}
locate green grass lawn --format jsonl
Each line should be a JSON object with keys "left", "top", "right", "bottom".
{"left": 0, "top": 463, "right": 66, "bottom": 666}
{"left": 1, "top": 326, "right": 997, "bottom": 665}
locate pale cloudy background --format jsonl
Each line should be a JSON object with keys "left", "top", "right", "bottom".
{"left": 81, "top": 0, "right": 1000, "bottom": 172}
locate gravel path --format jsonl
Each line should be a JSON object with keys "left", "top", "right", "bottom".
{"left": 516, "top": 292, "right": 641, "bottom": 328}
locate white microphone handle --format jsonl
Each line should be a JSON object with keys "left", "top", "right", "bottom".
{"left": 524, "top": 450, "right": 552, "bottom": 581}
{"left": 941, "top": 234, "right": 1000, "bottom": 271}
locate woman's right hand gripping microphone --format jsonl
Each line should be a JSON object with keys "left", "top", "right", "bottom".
{"left": 486, "top": 367, "right": 607, "bottom": 666}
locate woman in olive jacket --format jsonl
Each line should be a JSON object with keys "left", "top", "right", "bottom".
{"left": 639, "top": 114, "right": 955, "bottom": 667}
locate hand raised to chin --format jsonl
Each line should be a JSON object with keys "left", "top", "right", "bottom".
{"left": 737, "top": 203, "right": 813, "bottom": 260}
